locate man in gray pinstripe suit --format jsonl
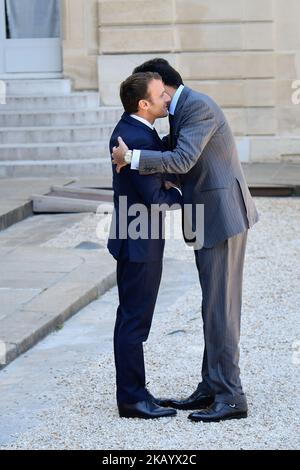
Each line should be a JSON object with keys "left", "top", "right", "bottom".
{"left": 112, "top": 58, "right": 259, "bottom": 423}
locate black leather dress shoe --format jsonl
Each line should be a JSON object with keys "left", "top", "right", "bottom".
{"left": 188, "top": 401, "right": 248, "bottom": 423}
{"left": 146, "top": 390, "right": 176, "bottom": 408}
{"left": 150, "top": 386, "right": 214, "bottom": 410}
{"left": 118, "top": 399, "right": 177, "bottom": 419}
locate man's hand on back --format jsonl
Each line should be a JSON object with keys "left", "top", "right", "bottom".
{"left": 164, "top": 180, "right": 178, "bottom": 190}
{"left": 112, "top": 136, "right": 129, "bottom": 173}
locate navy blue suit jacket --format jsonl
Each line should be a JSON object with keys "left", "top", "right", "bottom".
{"left": 107, "top": 113, "right": 182, "bottom": 262}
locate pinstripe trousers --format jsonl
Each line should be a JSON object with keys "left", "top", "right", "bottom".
{"left": 194, "top": 230, "right": 248, "bottom": 406}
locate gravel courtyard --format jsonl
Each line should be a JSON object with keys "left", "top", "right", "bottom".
{"left": 0, "top": 197, "right": 299, "bottom": 450}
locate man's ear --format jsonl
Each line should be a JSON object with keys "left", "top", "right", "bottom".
{"left": 138, "top": 99, "right": 148, "bottom": 111}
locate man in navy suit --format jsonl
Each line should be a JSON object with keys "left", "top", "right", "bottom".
{"left": 108, "top": 72, "right": 182, "bottom": 419}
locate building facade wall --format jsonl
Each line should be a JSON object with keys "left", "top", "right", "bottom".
{"left": 62, "top": 0, "right": 99, "bottom": 90}
{"left": 62, "top": 0, "right": 300, "bottom": 163}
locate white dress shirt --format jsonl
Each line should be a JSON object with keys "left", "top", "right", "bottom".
{"left": 129, "top": 114, "right": 154, "bottom": 130}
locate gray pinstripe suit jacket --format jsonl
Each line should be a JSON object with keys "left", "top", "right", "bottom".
{"left": 139, "top": 86, "right": 259, "bottom": 248}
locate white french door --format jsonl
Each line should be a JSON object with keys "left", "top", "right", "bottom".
{"left": 0, "top": 0, "right": 62, "bottom": 76}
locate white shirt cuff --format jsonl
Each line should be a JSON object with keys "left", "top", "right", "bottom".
{"left": 174, "top": 187, "right": 182, "bottom": 196}
{"left": 130, "top": 150, "right": 141, "bottom": 170}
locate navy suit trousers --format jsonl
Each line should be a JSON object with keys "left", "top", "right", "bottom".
{"left": 114, "top": 257, "right": 163, "bottom": 404}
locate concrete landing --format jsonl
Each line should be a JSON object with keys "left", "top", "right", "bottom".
{"left": 0, "top": 213, "right": 116, "bottom": 370}
{"left": 0, "top": 177, "right": 76, "bottom": 231}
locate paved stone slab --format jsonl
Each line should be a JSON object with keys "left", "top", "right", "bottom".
{"left": 0, "top": 214, "right": 116, "bottom": 370}
{"left": 242, "top": 162, "right": 300, "bottom": 187}
{"left": 0, "top": 287, "right": 41, "bottom": 321}
{"left": 0, "top": 213, "right": 85, "bottom": 248}
{"left": 0, "top": 177, "right": 76, "bottom": 230}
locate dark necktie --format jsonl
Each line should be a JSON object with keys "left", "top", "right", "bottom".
{"left": 152, "top": 127, "right": 160, "bottom": 140}
{"left": 168, "top": 113, "right": 175, "bottom": 149}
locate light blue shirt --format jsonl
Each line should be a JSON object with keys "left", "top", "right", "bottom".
{"left": 168, "top": 84, "right": 185, "bottom": 115}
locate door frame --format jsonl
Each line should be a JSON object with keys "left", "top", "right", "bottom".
{"left": 0, "top": 0, "right": 5, "bottom": 74}
{"left": 0, "top": 0, "right": 63, "bottom": 78}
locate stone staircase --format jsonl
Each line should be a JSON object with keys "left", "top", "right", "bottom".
{"left": 0, "top": 79, "right": 122, "bottom": 178}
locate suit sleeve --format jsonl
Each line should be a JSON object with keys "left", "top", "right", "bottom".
{"left": 138, "top": 100, "right": 218, "bottom": 175}
{"left": 128, "top": 170, "right": 182, "bottom": 209}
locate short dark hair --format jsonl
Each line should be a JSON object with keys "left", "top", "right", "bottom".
{"left": 120, "top": 72, "right": 162, "bottom": 114}
{"left": 133, "top": 58, "right": 183, "bottom": 88}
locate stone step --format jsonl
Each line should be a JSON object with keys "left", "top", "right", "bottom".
{"left": 0, "top": 158, "right": 111, "bottom": 178}
{"left": 0, "top": 107, "right": 122, "bottom": 127}
{"left": 0, "top": 141, "right": 109, "bottom": 160}
{"left": 3, "top": 79, "right": 72, "bottom": 96}
{"left": 0, "top": 93, "right": 100, "bottom": 110}
{"left": 0, "top": 124, "right": 115, "bottom": 144}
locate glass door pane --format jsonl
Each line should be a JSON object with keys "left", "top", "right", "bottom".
{"left": 0, "top": 0, "right": 62, "bottom": 74}
{"left": 5, "top": 0, "right": 60, "bottom": 39}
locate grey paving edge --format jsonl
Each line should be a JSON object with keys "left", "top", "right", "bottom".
{"left": 0, "top": 201, "right": 33, "bottom": 231}
{"left": 0, "top": 270, "right": 116, "bottom": 371}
